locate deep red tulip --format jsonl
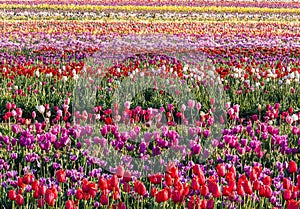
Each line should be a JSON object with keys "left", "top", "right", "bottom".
{"left": 134, "top": 181, "right": 146, "bottom": 196}
{"left": 66, "top": 200, "right": 75, "bottom": 209}
{"left": 31, "top": 180, "right": 40, "bottom": 191}
{"left": 100, "top": 194, "right": 108, "bottom": 205}
{"left": 165, "top": 174, "right": 172, "bottom": 186}
{"left": 38, "top": 185, "right": 47, "bottom": 196}
{"left": 88, "top": 182, "right": 98, "bottom": 198}
{"left": 284, "top": 190, "right": 292, "bottom": 200}
{"left": 33, "top": 190, "right": 40, "bottom": 199}
{"left": 123, "top": 182, "right": 131, "bottom": 193}
{"left": 8, "top": 190, "right": 16, "bottom": 201}
{"left": 75, "top": 188, "right": 83, "bottom": 200}
{"left": 155, "top": 189, "right": 169, "bottom": 203}
{"left": 148, "top": 174, "right": 162, "bottom": 184}
{"left": 110, "top": 175, "right": 119, "bottom": 189}
{"left": 167, "top": 165, "right": 179, "bottom": 179}
{"left": 98, "top": 177, "right": 108, "bottom": 191}
{"left": 193, "top": 164, "right": 202, "bottom": 176}
{"left": 55, "top": 169, "right": 66, "bottom": 183}
{"left": 15, "top": 194, "right": 24, "bottom": 206}
{"left": 171, "top": 190, "right": 182, "bottom": 203}
{"left": 123, "top": 171, "right": 131, "bottom": 183}
{"left": 287, "top": 199, "right": 300, "bottom": 209}
{"left": 200, "top": 185, "right": 209, "bottom": 196}
{"left": 187, "top": 196, "right": 200, "bottom": 209}
{"left": 37, "top": 198, "right": 45, "bottom": 208}
{"left": 192, "top": 177, "right": 200, "bottom": 191}
{"left": 264, "top": 185, "right": 272, "bottom": 198}
{"left": 216, "top": 164, "right": 226, "bottom": 177}
{"left": 22, "top": 173, "right": 34, "bottom": 185}
{"left": 207, "top": 199, "right": 214, "bottom": 209}
{"left": 249, "top": 177, "right": 257, "bottom": 189}
{"left": 263, "top": 176, "right": 272, "bottom": 186}
{"left": 118, "top": 202, "right": 126, "bottom": 209}
{"left": 237, "top": 184, "right": 245, "bottom": 196}
{"left": 288, "top": 160, "right": 298, "bottom": 173}
{"left": 151, "top": 187, "right": 157, "bottom": 197}
{"left": 196, "top": 199, "right": 205, "bottom": 209}
{"left": 45, "top": 189, "right": 55, "bottom": 206}
{"left": 283, "top": 178, "right": 291, "bottom": 190}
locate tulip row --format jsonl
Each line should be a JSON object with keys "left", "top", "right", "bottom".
{"left": 2, "top": 8, "right": 300, "bottom": 21}
{"left": 2, "top": 4, "right": 300, "bottom": 14}
{"left": 1, "top": 0, "right": 300, "bottom": 8}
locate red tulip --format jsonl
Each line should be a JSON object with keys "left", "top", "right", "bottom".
{"left": 228, "top": 166, "right": 236, "bottom": 178}
{"left": 8, "top": 190, "right": 16, "bottom": 201}
{"left": 134, "top": 180, "right": 146, "bottom": 196}
{"left": 75, "top": 188, "right": 83, "bottom": 200}
{"left": 167, "top": 164, "right": 179, "bottom": 179}
{"left": 216, "top": 164, "right": 226, "bottom": 177}
{"left": 38, "top": 184, "right": 47, "bottom": 196}
{"left": 223, "top": 185, "right": 232, "bottom": 196}
{"left": 33, "top": 190, "right": 40, "bottom": 199}
{"left": 45, "top": 189, "right": 55, "bottom": 206}
{"left": 200, "top": 199, "right": 207, "bottom": 209}
{"left": 207, "top": 199, "right": 214, "bottom": 209}
{"left": 88, "top": 182, "right": 98, "bottom": 198}
{"left": 171, "top": 189, "right": 182, "bottom": 203}
{"left": 183, "top": 183, "right": 190, "bottom": 196}
{"left": 100, "top": 194, "right": 108, "bottom": 205}
{"left": 200, "top": 185, "right": 209, "bottom": 196}
{"left": 264, "top": 185, "right": 272, "bottom": 198}
{"left": 151, "top": 187, "right": 157, "bottom": 197}
{"left": 15, "top": 194, "right": 24, "bottom": 206}
{"left": 55, "top": 169, "right": 66, "bottom": 183}
{"left": 110, "top": 175, "right": 119, "bottom": 189}
{"left": 225, "top": 172, "right": 235, "bottom": 182}
{"left": 37, "top": 198, "right": 45, "bottom": 208}
{"left": 98, "top": 177, "right": 108, "bottom": 191}
{"left": 187, "top": 196, "right": 200, "bottom": 209}
{"left": 284, "top": 190, "right": 292, "bottom": 200}
{"left": 123, "top": 182, "right": 131, "bottom": 193}
{"left": 192, "top": 177, "right": 200, "bottom": 191}
{"left": 22, "top": 173, "right": 34, "bottom": 184}
{"left": 123, "top": 171, "right": 131, "bottom": 183}
{"left": 287, "top": 199, "right": 300, "bottom": 209}
{"left": 118, "top": 202, "right": 126, "bottom": 209}
{"left": 198, "top": 171, "right": 206, "bottom": 185}
{"left": 288, "top": 160, "right": 298, "bottom": 173}
{"left": 209, "top": 182, "right": 221, "bottom": 198}
{"left": 263, "top": 176, "right": 272, "bottom": 186}
{"left": 66, "top": 200, "right": 75, "bottom": 209}
{"left": 148, "top": 174, "right": 162, "bottom": 184}
{"left": 82, "top": 179, "right": 90, "bottom": 193}
{"left": 228, "top": 180, "right": 237, "bottom": 191}
{"left": 283, "top": 178, "right": 291, "bottom": 190}
{"left": 193, "top": 164, "right": 202, "bottom": 176}
{"left": 17, "top": 178, "right": 25, "bottom": 189}
{"left": 243, "top": 180, "right": 253, "bottom": 195}
{"left": 155, "top": 189, "right": 169, "bottom": 203}
{"left": 165, "top": 174, "right": 172, "bottom": 186}
{"left": 31, "top": 180, "right": 40, "bottom": 191}
{"left": 6, "top": 102, "right": 12, "bottom": 110}
{"left": 50, "top": 186, "right": 58, "bottom": 199}
{"left": 237, "top": 184, "right": 245, "bottom": 196}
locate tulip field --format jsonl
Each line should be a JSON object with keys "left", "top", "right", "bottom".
{"left": 1, "top": 0, "right": 300, "bottom": 208}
